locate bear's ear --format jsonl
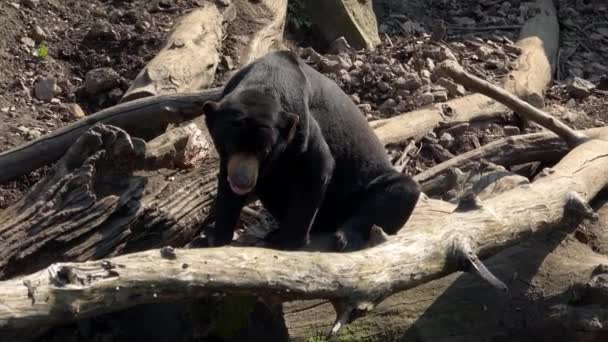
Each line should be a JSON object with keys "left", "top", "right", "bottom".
{"left": 279, "top": 112, "right": 300, "bottom": 143}
{"left": 203, "top": 101, "right": 219, "bottom": 117}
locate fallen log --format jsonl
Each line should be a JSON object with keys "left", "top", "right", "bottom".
{"left": 229, "top": 0, "right": 288, "bottom": 66}
{"left": 284, "top": 217, "right": 608, "bottom": 341}
{"left": 371, "top": 93, "right": 507, "bottom": 145}
{"left": 0, "top": 124, "right": 218, "bottom": 280}
{"left": 434, "top": 59, "right": 588, "bottom": 147}
{"left": 121, "top": 5, "right": 224, "bottom": 102}
{"left": 415, "top": 127, "right": 608, "bottom": 196}
{"left": 304, "top": 0, "right": 381, "bottom": 50}
{"left": 122, "top": 0, "right": 288, "bottom": 100}
{"left": 0, "top": 123, "right": 606, "bottom": 336}
{"left": 0, "top": 89, "right": 222, "bottom": 184}
{"left": 503, "top": 0, "right": 559, "bottom": 109}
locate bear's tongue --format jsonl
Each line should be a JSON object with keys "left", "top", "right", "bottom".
{"left": 228, "top": 176, "right": 253, "bottom": 195}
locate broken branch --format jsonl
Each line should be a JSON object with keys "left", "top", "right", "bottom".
{"left": 1, "top": 125, "right": 607, "bottom": 334}
{"left": 434, "top": 60, "right": 588, "bottom": 146}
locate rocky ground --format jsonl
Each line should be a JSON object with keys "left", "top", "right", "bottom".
{"left": 0, "top": 1, "right": 607, "bottom": 341}
{"left": 0, "top": 0, "right": 606, "bottom": 207}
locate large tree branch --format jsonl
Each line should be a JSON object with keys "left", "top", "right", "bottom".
{"left": 415, "top": 127, "right": 608, "bottom": 196}
{"left": 0, "top": 123, "right": 606, "bottom": 335}
{"left": 0, "top": 89, "right": 222, "bottom": 184}
{"left": 434, "top": 60, "right": 588, "bottom": 146}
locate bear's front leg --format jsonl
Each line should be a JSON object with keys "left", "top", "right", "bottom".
{"left": 207, "top": 166, "right": 248, "bottom": 247}
{"left": 265, "top": 146, "right": 334, "bottom": 250}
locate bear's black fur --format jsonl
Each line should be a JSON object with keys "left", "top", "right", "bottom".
{"left": 203, "top": 50, "right": 420, "bottom": 251}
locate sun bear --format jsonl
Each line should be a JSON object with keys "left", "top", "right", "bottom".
{"left": 203, "top": 51, "right": 420, "bottom": 251}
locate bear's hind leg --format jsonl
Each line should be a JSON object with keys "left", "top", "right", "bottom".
{"left": 333, "top": 173, "right": 420, "bottom": 252}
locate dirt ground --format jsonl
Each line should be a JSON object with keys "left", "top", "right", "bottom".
{"left": 0, "top": 0, "right": 607, "bottom": 340}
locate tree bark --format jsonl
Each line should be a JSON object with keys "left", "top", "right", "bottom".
{"left": 0, "top": 123, "right": 607, "bottom": 337}
{"left": 304, "top": 0, "right": 381, "bottom": 50}
{"left": 415, "top": 127, "right": 608, "bottom": 196}
{"left": 284, "top": 223, "right": 608, "bottom": 342}
{"left": 0, "top": 89, "right": 222, "bottom": 185}
{"left": 121, "top": 5, "right": 225, "bottom": 102}
{"left": 503, "top": 0, "right": 559, "bottom": 109}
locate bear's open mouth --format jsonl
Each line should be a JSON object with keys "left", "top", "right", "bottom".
{"left": 227, "top": 176, "right": 254, "bottom": 195}
{"left": 227, "top": 153, "right": 259, "bottom": 195}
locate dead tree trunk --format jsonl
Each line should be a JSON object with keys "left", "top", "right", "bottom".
{"left": 0, "top": 123, "right": 607, "bottom": 339}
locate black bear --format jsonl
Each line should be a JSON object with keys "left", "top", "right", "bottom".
{"left": 203, "top": 50, "right": 420, "bottom": 251}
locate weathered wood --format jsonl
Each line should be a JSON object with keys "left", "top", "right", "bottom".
{"left": 0, "top": 89, "right": 222, "bottom": 185}
{"left": 371, "top": 93, "right": 508, "bottom": 145}
{"left": 121, "top": 5, "right": 224, "bottom": 102}
{"left": 0, "top": 123, "right": 606, "bottom": 335}
{"left": 415, "top": 127, "right": 608, "bottom": 196}
{"left": 0, "top": 124, "right": 218, "bottom": 280}
{"left": 284, "top": 229, "right": 608, "bottom": 341}
{"left": 231, "top": 0, "right": 288, "bottom": 66}
{"left": 304, "top": 0, "right": 381, "bottom": 50}
{"left": 503, "top": 0, "right": 559, "bottom": 108}
{"left": 435, "top": 59, "right": 588, "bottom": 146}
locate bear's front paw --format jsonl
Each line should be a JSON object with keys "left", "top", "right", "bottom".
{"left": 206, "top": 227, "right": 234, "bottom": 247}
{"left": 332, "top": 229, "right": 366, "bottom": 252}
{"left": 264, "top": 230, "right": 309, "bottom": 250}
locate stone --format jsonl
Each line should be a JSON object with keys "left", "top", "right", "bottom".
{"left": 21, "top": 37, "right": 36, "bottom": 48}
{"left": 221, "top": 55, "right": 234, "bottom": 70}
{"left": 319, "top": 58, "right": 343, "bottom": 76}
{"left": 453, "top": 16, "right": 476, "bottom": 26}
{"left": 33, "top": 75, "right": 59, "bottom": 102}
{"left": 328, "top": 36, "right": 353, "bottom": 55}
{"left": 84, "top": 68, "right": 121, "bottom": 94}
{"left": 379, "top": 98, "right": 397, "bottom": 111}
{"left": 414, "top": 92, "right": 434, "bottom": 107}
{"left": 31, "top": 26, "right": 47, "bottom": 43}
{"left": 436, "top": 77, "right": 466, "bottom": 97}
{"left": 437, "top": 48, "right": 458, "bottom": 62}
{"left": 22, "top": 0, "right": 40, "bottom": 8}
{"left": 377, "top": 81, "right": 392, "bottom": 93}
{"left": 433, "top": 90, "right": 449, "bottom": 102}
{"left": 357, "top": 103, "right": 372, "bottom": 113}
{"left": 63, "top": 103, "right": 86, "bottom": 119}
{"left": 395, "top": 89, "right": 410, "bottom": 98}
{"left": 86, "top": 21, "right": 119, "bottom": 41}
{"left": 567, "top": 77, "right": 595, "bottom": 99}
{"left": 439, "top": 132, "right": 455, "bottom": 148}
{"left": 302, "top": 47, "right": 323, "bottom": 64}
{"left": 475, "top": 45, "right": 494, "bottom": 59}
{"left": 395, "top": 73, "right": 422, "bottom": 91}
{"left": 503, "top": 125, "right": 521, "bottom": 136}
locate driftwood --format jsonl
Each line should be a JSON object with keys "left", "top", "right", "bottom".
{"left": 370, "top": 93, "right": 507, "bottom": 145}
{"left": 121, "top": 5, "right": 224, "bottom": 102}
{"left": 284, "top": 213, "right": 608, "bottom": 341}
{"left": 122, "top": 0, "right": 288, "bottom": 101}
{"left": 0, "top": 122, "right": 606, "bottom": 337}
{"left": 434, "top": 60, "right": 588, "bottom": 147}
{"left": 0, "top": 89, "right": 222, "bottom": 184}
{"left": 305, "top": 0, "right": 381, "bottom": 50}
{"left": 503, "top": 0, "right": 559, "bottom": 108}
{"left": 229, "top": 0, "right": 288, "bottom": 66}
{"left": 415, "top": 127, "right": 608, "bottom": 196}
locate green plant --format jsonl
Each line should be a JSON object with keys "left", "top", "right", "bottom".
{"left": 34, "top": 44, "right": 48, "bottom": 59}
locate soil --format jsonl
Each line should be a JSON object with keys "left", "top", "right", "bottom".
{"left": 0, "top": 0, "right": 607, "bottom": 340}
